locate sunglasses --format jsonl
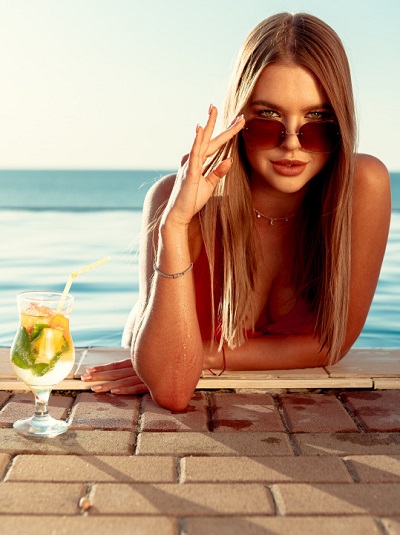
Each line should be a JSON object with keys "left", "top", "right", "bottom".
{"left": 242, "top": 118, "right": 341, "bottom": 153}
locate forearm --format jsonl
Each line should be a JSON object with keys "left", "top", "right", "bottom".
{"left": 205, "top": 334, "right": 331, "bottom": 371}
{"left": 133, "top": 221, "right": 204, "bottom": 410}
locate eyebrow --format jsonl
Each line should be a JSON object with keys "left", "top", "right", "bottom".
{"left": 250, "top": 99, "right": 334, "bottom": 113}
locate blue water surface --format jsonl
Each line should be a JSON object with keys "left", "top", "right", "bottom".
{"left": 0, "top": 170, "right": 399, "bottom": 348}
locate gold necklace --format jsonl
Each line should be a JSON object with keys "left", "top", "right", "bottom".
{"left": 254, "top": 208, "right": 296, "bottom": 225}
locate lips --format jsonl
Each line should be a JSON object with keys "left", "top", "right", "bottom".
{"left": 271, "top": 159, "right": 307, "bottom": 177}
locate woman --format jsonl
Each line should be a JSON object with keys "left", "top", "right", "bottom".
{"left": 82, "top": 13, "right": 391, "bottom": 410}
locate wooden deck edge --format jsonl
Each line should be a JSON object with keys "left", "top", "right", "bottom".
{"left": 196, "top": 377, "right": 374, "bottom": 390}
{"left": 0, "top": 379, "right": 104, "bottom": 392}
{"left": 373, "top": 378, "right": 400, "bottom": 390}
{"left": 2, "top": 346, "right": 400, "bottom": 391}
{"left": 0, "top": 376, "right": 381, "bottom": 392}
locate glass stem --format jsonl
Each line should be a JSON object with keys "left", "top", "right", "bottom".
{"left": 33, "top": 389, "right": 51, "bottom": 418}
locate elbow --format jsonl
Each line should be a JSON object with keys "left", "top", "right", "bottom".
{"left": 151, "top": 389, "right": 193, "bottom": 412}
{"left": 135, "top": 356, "right": 196, "bottom": 411}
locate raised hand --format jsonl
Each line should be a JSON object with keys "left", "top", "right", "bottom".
{"left": 162, "top": 106, "right": 244, "bottom": 228}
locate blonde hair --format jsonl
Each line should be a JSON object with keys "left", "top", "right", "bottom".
{"left": 201, "top": 13, "right": 356, "bottom": 364}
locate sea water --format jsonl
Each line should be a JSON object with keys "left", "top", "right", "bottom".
{"left": 0, "top": 170, "right": 399, "bottom": 348}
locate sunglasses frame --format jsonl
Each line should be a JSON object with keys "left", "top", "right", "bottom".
{"left": 242, "top": 118, "right": 341, "bottom": 153}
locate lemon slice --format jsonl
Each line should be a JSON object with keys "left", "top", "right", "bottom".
{"left": 33, "top": 328, "right": 65, "bottom": 364}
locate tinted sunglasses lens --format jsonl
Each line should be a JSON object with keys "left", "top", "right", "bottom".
{"left": 243, "top": 120, "right": 284, "bottom": 149}
{"left": 300, "top": 122, "right": 340, "bottom": 152}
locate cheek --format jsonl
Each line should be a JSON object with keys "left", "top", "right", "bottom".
{"left": 243, "top": 146, "right": 268, "bottom": 172}
{"left": 310, "top": 154, "right": 331, "bottom": 174}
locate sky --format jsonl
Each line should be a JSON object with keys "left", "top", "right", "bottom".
{"left": 0, "top": 0, "right": 399, "bottom": 171}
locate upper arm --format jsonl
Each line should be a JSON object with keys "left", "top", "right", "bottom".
{"left": 137, "top": 174, "right": 177, "bottom": 303}
{"left": 344, "top": 153, "right": 391, "bottom": 350}
{"left": 135, "top": 173, "right": 203, "bottom": 318}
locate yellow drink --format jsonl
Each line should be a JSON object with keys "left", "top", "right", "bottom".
{"left": 11, "top": 294, "right": 75, "bottom": 389}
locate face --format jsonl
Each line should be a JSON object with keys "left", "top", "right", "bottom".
{"left": 243, "top": 62, "right": 335, "bottom": 196}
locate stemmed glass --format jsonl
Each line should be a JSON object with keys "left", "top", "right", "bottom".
{"left": 10, "top": 291, "right": 75, "bottom": 437}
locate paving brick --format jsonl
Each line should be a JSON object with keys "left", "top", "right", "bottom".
{"left": 211, "top": 393, "right": 285, "bottom": 432}
{"left": 92, "top": 482, "right": 274, "bottom": 515}
{"left": 0, "top": 393, "right": 73, "bottom": 428}
{"left": 6, "top": 454, "right": 176, "bottom": 482}
{"left": 0, "top": 391, "right": 11, "bottom": 408}
{"left": 140, "top": 392, "right": 208, "bottom": 432}
{"left": 294, "top": 432, "right": 400, "bottom": 456}
{"left": 341, "top": 390, "right": 400, "bottom": 431}
{"left": 181, "top": 456, "right": 352, "bottom": 483}
{"left": 0, "top": 516, "right": 177, "bottom": 535}
{"left": 382, "top": 517, "right": 400, "bottom": 535}
{"left": 344, "top": 455, "right": 400, "bottom": 482}
{"left": 0, "top": 482, "right": 85, "bottom": 514}
{"left": 0, "top": 428, "right": 134, "bottom": 455}
{"left": 0, "top": 453, "right": 11, "bottom": 478}
{"left": 68, "top": 392, "right": 139, "bottom": 430}
{"left": 278, "top": 393, "right": 358, "bottom": 432}
{"left": 272, "top": 482, "right": 400, "bottom": 515}
{"left": 137, "top": 432, "right": 293, "bottom": 456}
{"left": 184, "top": 516, "right": 382, "bottom": 535}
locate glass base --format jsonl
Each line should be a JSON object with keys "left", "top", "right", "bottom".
{"left": 13, "top": 414, "right": 69, "bottom": 437}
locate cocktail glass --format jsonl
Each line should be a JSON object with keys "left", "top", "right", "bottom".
{"left": 10, "top": 291, "right": 75, "bottom": 437}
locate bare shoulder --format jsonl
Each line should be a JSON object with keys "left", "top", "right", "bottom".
{"left": 354, "top": 153, "right": 391, "bottom": 191}
{"left": 351, "top": 153, "right": 391, "bottom": 260}
{"left": 140, "top": 172, "right": 202, "bottom": 258}
{"left": 353, "top": 154, "right": 391, "bottom": 212}
{"left": 143, "top": 173, "right": 177, "bottom": 219}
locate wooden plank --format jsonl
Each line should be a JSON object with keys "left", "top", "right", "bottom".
{"left": 0, "top": 348, "right": 89, "bottom": 391}
{"left": 1, "top": 375, "right": 375, "bottom": 392}
{"left": 196, "top": 377, "right": 374, "bottom": 390}
{"left": 326, "top": 348, "right": 400, "bottom": 377}
{"left": 0, "top": 378, "right": 104, "bottom": 392}
{"left": 202, "top": 367, "right": 329, "bottom": 379}
{"left": 73, "top": 347, "right": 130, "bottom": 378}
{"left": 2, "top": 346, "right": 400, "bottom": 392}
{"left": 373, "top": 378, "right": 400, "bottom": 390}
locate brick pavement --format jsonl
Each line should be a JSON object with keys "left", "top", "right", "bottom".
{"left": 1, "top": 389, "right": 400, "bottom": 534}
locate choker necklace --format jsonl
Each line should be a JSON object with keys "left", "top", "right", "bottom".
{"left": 254, "top": 208, "right": 296, "bottom": 225}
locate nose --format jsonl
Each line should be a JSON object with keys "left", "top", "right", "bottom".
{"left": 280, "top": 125, "right": 302, "bottom": 151}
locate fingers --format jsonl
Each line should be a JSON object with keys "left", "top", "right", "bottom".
{"left": 83, "top": 358, "right": 133, "bottom": 375}
{"left": 206, "top": 114, "right": 245, "bottom": 156}
{"left": 89, "top": 376, "right": 149, "bottom": 395}
{"left": 184, "top": 107, "right": 242, "bottom": 173}
{"left": 81, "top": 369, "right": 135, "bottom": 382}
{"left": 110, "top": 384, "right": 150, "bottom": 395}
{"left": 201, "top": 105, "right": 218, "bottom": 154}
{"left": 205, "top": 157, "right": 233, "bottom": 189}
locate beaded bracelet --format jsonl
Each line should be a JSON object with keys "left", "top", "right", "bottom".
{"left": 208, "top": 346, "right": 226, "bottom": 376}
{"left": 153, "top": 262, "right": 194, "bottom": 279}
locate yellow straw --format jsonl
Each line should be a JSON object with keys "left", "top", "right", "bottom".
{"left": 57, "top": 256, "right": 111, "bottom": 312}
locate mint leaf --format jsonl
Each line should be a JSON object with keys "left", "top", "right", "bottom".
{"left": 32, "top": 352, "right": 63, "bottom": 377}
{"left": 30, "top": 323, "right": 50, "bottom": 341}
{"left": 11, "top": 326, "right": 34, "bottom": 369}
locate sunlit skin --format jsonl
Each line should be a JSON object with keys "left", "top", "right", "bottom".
{"left": 81, "top": 62, "right": 391, "bottom": 411}
{"left": 243, "top": 63, "right": 333, "bottom": 217}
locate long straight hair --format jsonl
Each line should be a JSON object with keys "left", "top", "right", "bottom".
{"left": 201, "top": 13, "right": 356, "bottom": 364}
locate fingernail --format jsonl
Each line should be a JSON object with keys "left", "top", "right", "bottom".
{"left": 233, "top": 114, "right": 244, "bottom": 125}
{"left": 92, "top": 385, "right": 102, "bottom": 392}
{"left": 208, "top": 104, "right": 214, "bottom": 115}
{"left": 111, "top": 389, "right": 121, "bottom": 394}
{"left": 196, "top": 123, "right": 200, "bottom": 133}
{"left": 81, "top": 374, "right": 92, "bottom": 381}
